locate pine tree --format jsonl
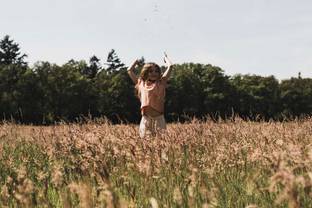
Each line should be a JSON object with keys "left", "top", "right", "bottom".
{"left": 0, "top": 35, "right": 27, "bottom": 66}
{"left": 105, "top": 49, "right": 124, "bottom": 73}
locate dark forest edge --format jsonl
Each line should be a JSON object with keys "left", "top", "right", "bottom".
{"left": 1, "top": 35, "right": 311, "bottom": 125}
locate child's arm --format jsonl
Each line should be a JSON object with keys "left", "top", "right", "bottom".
{"left": 161, "top": 53, "right": 173, "bottom": 81}
{"left": 127, "top": 59, "right": 139, "bottom": 84}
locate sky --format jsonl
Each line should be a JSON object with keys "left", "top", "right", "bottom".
{"left": 0, "top": 0, "right": 311, "bottom": 80}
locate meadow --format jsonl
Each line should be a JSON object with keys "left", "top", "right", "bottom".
{"left": 0, "top": 118, "right": 312, "bottom": 208}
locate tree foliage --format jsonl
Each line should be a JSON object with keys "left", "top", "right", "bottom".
{"left": 1, "top": 35, "right": 312, "bottom": 124}
{"left": 0, "top": 35, "right": 27, "bottom": 67}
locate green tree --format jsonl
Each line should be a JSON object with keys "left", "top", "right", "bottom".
{"left": 0, "top": 64, "right": 29, "bottom": 121}
{"left": 80, "top": 55, "right": 101, "bottom": 79}
{"left": 166, "top": 63, "right": 203, "bottom": 120}
{"left": 280, "top": 77, "right": 312, "bottom": 118}
{"left": 166, "top": 63, "right": 234, "bottom": 121}
{"left": 0, "top": 35, "right": 27, "bottom": 67}
{"left": 95, "top": 65, "right": 140, "bottom": 123}
{"left": 14, "top": 68, "right": 44, "bottom": 123}
{"left": 30, "top": 61, "right": 99, "bottom": 123}
{"left": 105, "top": 49, "right": 125, "bottom": 73}
{"left": 230, "top": 75, "right": 280, "bottom": 119}
{"left": 200, "top": 64, "right": 234, "bottom": 119}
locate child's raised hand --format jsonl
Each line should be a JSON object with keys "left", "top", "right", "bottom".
{"left": 133, "top": 59, "right": 139, "bottom": 66}
{"left": 163, "top": 52, "right": 172, "bottom": 66}
{"left": 128, "top": 59, "right": 139, "bottom": 72}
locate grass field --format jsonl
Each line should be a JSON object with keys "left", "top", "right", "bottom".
{"left": 0, "top": 118, "right": 312, "bottom": 207}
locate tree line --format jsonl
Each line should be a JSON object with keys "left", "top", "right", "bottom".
{"left": 1, "top": 35, "right": 311, "bottom": 124}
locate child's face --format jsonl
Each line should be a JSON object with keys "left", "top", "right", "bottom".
{"left": 148, "top": 67, "right": 161, "bottom": 80}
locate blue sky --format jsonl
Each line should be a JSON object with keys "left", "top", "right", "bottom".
{"left": 1, "top": 0, "right": 311, "bottom": 80}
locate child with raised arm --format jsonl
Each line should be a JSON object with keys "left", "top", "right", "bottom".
{"left": 127, "top": 53, "right": 173, "bottom": 138}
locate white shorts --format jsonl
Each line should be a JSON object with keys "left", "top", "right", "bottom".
{"left": 139, "top": 115, "right": 166, "bottom": 138}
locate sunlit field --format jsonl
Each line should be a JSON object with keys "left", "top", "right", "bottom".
{"left": 0, "top": 118, "right": 312, "bottom": 208}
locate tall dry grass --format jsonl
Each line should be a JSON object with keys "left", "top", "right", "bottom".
{"left": 0, "top": 118, "right": 312, "bottom": 207}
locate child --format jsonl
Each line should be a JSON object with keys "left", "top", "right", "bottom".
{"left": 127, "top": 53, "right": 173, "bottom": 138}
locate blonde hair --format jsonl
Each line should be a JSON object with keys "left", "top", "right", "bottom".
{"left": 135, "top": 62, "right": 162, "bottom": 98}
{"left": 139, "top": 63, "right": 161, "bottom": 81}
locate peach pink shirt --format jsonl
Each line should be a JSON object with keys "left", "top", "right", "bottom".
{"left": 135, "top": 78, "right": 167, "bottom": 114}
